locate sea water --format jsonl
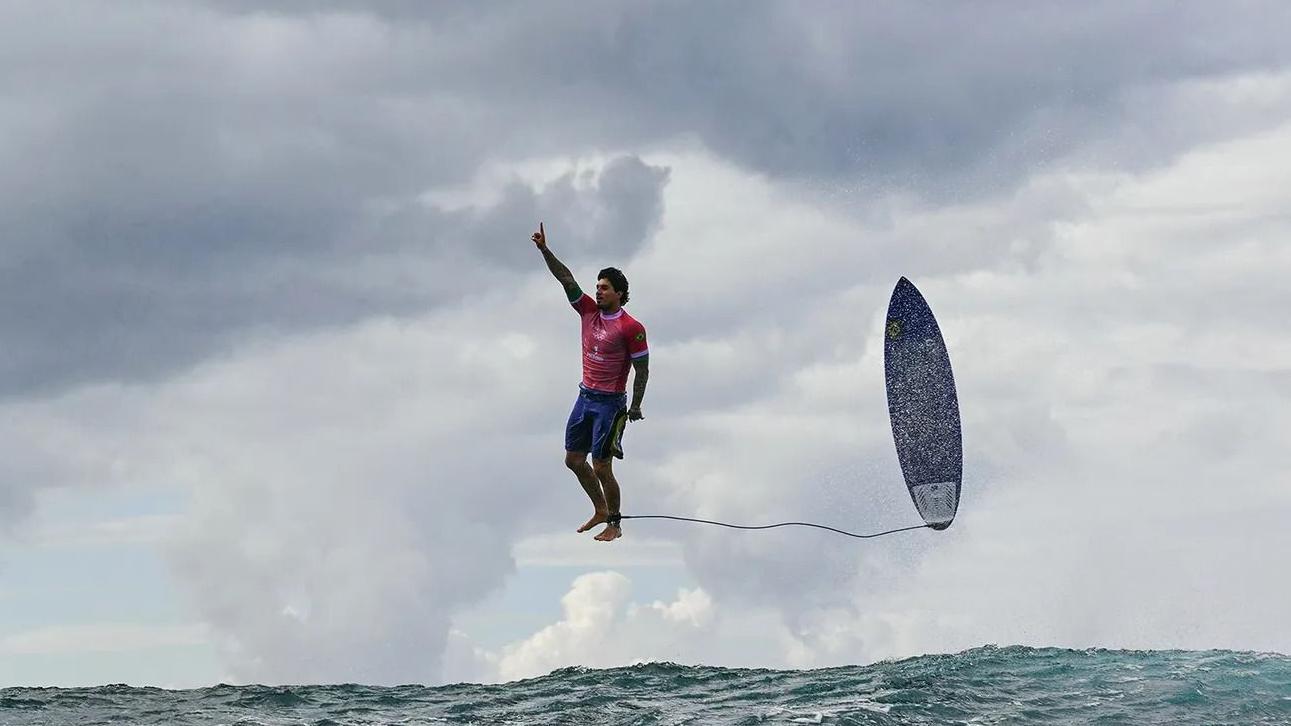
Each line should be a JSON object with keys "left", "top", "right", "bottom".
{"left": 3, "top": 645, "right": 1289, "bottom": 725}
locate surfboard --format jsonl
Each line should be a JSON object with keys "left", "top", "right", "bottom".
{"left": 884, "top": 277, "right": 962, "bottom": 530}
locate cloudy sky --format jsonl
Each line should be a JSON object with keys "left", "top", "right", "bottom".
{"left": 3, "top": 1, "right": 1290, "bottom": 687}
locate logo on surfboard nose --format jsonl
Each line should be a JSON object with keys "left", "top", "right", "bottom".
{"left": 886, "top": 319, "right": 902, "bottom": 339}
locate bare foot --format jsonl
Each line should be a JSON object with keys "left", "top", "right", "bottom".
{"left": 577, "top": 511, "right": 608, "bottom": 533}
{"left": 593, "top": 524, "right": 622, "bottom": 542}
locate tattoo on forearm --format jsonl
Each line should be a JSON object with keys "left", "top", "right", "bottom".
{"left": 542, "top": 247, "right": 574, "bottom": 284}
{"left": 631, "top": 368, "right": 648, "bottom": 408}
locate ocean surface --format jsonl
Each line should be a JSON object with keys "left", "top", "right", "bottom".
{"left": 3, "top": 646, "right": 1289, "bottom": 725}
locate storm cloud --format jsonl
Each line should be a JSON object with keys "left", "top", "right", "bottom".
{"left": 3, "top": 0, "right": 1291, "bottom": 686}
{"left": 6, "top": 1, "right": 1289, "bottom": 396}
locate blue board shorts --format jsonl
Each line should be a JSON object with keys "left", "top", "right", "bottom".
{"left": 565, "top": 386, "right": 629, "bottom": 460}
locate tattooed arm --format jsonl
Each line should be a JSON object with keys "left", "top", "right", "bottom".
{"left": 628, "top": 355, "right": 648, "bottom": 420}
{"left": 531, "top": 222, "right": 583, "bottom": 303}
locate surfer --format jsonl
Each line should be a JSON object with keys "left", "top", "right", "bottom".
{"left": 532, "top": 222, "right": 649, "bottom": 542}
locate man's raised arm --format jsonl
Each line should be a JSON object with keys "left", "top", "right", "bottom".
{"left": 531, "top": 222, "right": 582, "bottom": 302}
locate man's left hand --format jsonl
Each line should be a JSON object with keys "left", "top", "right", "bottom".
{"left": 627, "top": 407, "right": 644, "bottom": 421}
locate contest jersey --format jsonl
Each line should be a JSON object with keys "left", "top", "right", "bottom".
{"left": 571, "top": 292, "right": 648, "bottom": 393}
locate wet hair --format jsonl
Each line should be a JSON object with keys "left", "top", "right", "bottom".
{"left": 597, "top": 267, "right": 630, "bottom": 305}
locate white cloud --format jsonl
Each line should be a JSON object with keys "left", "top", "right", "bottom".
{"left": 642, "top": 585, "right": 713, "bottom": 628}
{"left": 420, "top": 119, "right": 1287, "bottom": 682}
{"left": 489, "top": 571, "right": 793, "bottom": 683}
{"left": 1, "top": 623, "right": 209, "bottom": 655}
{"left": 19, "top": 514, "right": 181, "bottom": 549}
{"left": 495, "top": 572, "right": 635, "bottom": 681}
{"left": 513, "top": 532, "right": 684, "bottom": 568}
{"left": 4, "top": 59, "right": 1291, "bottom": 688}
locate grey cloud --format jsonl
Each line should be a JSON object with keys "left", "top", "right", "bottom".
{"left": 2, "top": 1, "right": 673, "bottom": 397}
{"left": 153, "top": 315, "right": 563, "bottom": 684}
{"left": 0, "top": 144, "right": 667, "bottom": 397}
{"left": 0, "top": 485, "right": 34, "bottom": 534}
{"left": 207, "top": 2, "right": 1291, "bottom": 185}
{"left": 6, "top": 0, "right": 1287, "bottom": 399}
{"left": 5, "top": 0, "right": 1291, "bottom": 679}
{"left": 463, "top": 156, "right": 669, "bottom": 270}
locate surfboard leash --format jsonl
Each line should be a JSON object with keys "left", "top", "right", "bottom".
{"left": 609, "top": 513, "right": 931, "bottom": 539}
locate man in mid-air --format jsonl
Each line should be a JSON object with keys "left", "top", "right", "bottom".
{"left": 532, "top": 223, "right": 649, "bottom": 542}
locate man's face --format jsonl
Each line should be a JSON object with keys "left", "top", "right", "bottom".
{"left": 595, "top": 279, "right": 621, "bottom": 309}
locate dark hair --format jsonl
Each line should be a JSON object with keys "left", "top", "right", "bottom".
{"left": 597, "top": 267, "right": 630, "bottom": 305}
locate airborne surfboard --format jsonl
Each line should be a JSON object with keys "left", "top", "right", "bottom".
{"left": 884, "top": 277, "right": 962, "bottom": 530}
